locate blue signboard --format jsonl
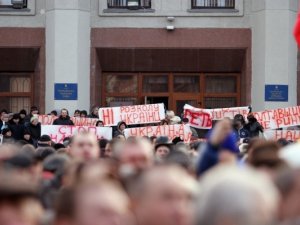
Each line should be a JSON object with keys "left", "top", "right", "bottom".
{"left": 54, "top": 83, "right": 78, "bottom": 100}
{"left": 265, "top": 85, "right": 288, "bottom": 102}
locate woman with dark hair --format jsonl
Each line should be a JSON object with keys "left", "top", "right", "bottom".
{"left": 233, "top": 114, "right": 249, "bottom": 140}
{"left": 96, "top": 120, "right": 104, "bottom": 127}
{"left": 88, "top": 106, "right": 99, "bottom": 118}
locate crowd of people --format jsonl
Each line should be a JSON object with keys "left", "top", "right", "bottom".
{"left": 0, "top": 105, "right": 300, "bottom": 225}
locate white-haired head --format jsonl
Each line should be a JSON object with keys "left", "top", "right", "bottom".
{"left": 195, "top": 165, "right": 279, "bottom": 225}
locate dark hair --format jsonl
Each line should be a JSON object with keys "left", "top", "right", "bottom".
{"left": 30, "top": 106, "right": 38, "bottom": 113}
{"left": 74, "top": 109, "right": 80, "bottom": 114}
{"left": 96, "top": 120, "right": 104, "bottom": 126}
{"left": 19, "top": 109, "right": 27, "bottom": 115}
{"left": 51, "top": 110, "right": 58, "bottom": 116}
{"left": 80, "top": 110, "right": 88, "bottom": 117}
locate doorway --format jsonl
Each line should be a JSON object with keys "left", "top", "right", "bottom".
{"left": 145, "top": 96, "right": 169, "bottom": 110}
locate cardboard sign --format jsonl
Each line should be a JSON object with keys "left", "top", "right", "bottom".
{"left": 38, "top": 115, "right": 99, "bottom": 126}
{"left": 99, "top": 103, "right": 165, "bottom": 126}
{"left": 264, "top": 130, "right": 300, "bottom": 141}
{"left": 253, "top": 106, "right": 300, "bottom": 129}
{"left": 124, "top": 124, "right": 192, "bottom": 142}
{"left": 183, "top": 105, "right": 212, "bottom": 129}
{"left": 41, "top": 125, "right": 112, "bottom": 143}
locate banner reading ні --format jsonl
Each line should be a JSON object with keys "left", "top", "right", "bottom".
{"left": 41, "top": 125, "right": 112, "bottom": 143}
{"left": 99, "top": 103, "right": 165, "bottom": 126}
{"left": 124, "top": 124, "right": 192, "bottom": 142}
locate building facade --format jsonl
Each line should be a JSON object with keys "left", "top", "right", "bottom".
{"left": 0, "top": 0, "right": 298, "bottom": 115}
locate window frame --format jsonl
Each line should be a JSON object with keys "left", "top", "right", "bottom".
{"left": 107, "top": 0, "right": 151, "bottom": 9}
{"left": 191, "top": 0, "right": 235, "bottom": 9}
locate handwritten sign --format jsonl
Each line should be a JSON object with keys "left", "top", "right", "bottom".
{"left": 253, "top": 106, "right": 300, "bottom": 129}
{"left": 99, "top": 103, "right": 165, "bottom": 126}
{"left": 124, "top": 124, "right": 192, "bottom": 142}
{"left": 41, "top": 125, "right": 112, "bottom": 143}
{"left": 38, "top": 115, "right": 99, "bottom": 126}
{"left": 264, "top": 130, "right": 300, "bottom": 141}
{"left": 183, "top": 105, "right": 212, "bottom": 129}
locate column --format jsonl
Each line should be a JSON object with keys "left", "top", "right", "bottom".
{"left": 45, "top": 0, "right": 90, "bottom": 114}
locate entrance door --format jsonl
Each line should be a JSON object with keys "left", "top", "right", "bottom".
{"left": 173, "top": 95, "right": 201, "bottom": 117}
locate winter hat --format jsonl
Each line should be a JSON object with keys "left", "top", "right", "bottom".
{"left": 12, "top": 113, "right": 20, "bottom": 120}
{"left": 170, "top": 116, "right": 181, "bottom": 125}
{"left": 155, "top": 136, "right": 170, "bottom": 145}
{"left": 30, "top": 116, "right": 38, "bottom": 123}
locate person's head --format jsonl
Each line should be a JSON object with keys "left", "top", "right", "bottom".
{"left": 37, "top": 135, "right": 52, "bottom": 147}
{"left": 91, "top": 106, "right": 99, "bottom": 116}
{"left": 30, "top": 116, "right": 39, "bottom": 126}
{"left": 30, "top": 106, "right": 39, "bottom": 115}
{"left": 96, "top": 120, "right": 104, "bottom": 127}
{"left": 275, "top": 168, "right": 300, "bottom": 223}
{"left": 23, "top": 131, "right": 31, "bottom": 141}
{"left": 182, "top": 117, "right": 189, "bottom": 125}
{"left": 19, "top": 109, "right": 27, "bottom": 119}
{"left": 233, "top": 114, "right": 246, "bottom": 126}
{"left": 69, "top": 132, "right": 100, "bottom": 161}
{"left": 117, "top": 121, "right": 127, "bottom": 132}
{"left": 2, "top": 128, "right": 12, "bottom": 137}
{"left": 195, "top": 165, "right": 279, "bottom": 225}
{"left": 154, "top": 143, "right": 172, "bottom": 160}
{"left": 161, "top": 119, "right": 169, "bottom": 125}
{"left": 61, "top": 109, "right": 69, "bottom": 118}
{"left": 51, "top": 110, "right": 58, "bottom": 116}
{"left": 129, "top": 165, "right": 198, "bottom": 225}
{"left": 35, "top": 147, "right": 56, "bottom": 161}
{"left": 55, "top": 180, "right": 130, "bottom": 225}
{"left": 0, "top": 172, "right": 44, "bottom": 225}
{"left": 80, "top": 110, "right": 88, "bottom": 118}
{"left": 1, "top": 113, "right": 9, "bottom": 123}
{"left": 11, "top": 113, "right": 20, "bottom": 124}
{"left": 247, "top": 113, "right": 257, "bottom": 123}
{"left": 74, "top": 110, "right": 80, "bottom": 117}
{"left": 116, "top": 138, "right": 153, "bottom": 177}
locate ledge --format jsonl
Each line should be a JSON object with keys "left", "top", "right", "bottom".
{"left": 103, "top": 8, "right": 155, "bottom": 13}
{"left": 187, "top": 8, "right": 239, "bottom": 13}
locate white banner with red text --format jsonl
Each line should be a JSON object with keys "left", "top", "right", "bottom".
{"left": 38, "top": 115, "right": 99, "bottom": 126}
{"left": 98, "top": 103, "right": 165, "bottom": 126}
{"left": 41, "top": 125, "right": 112, "bottom": 143}
{"left": 264, "top": 130, "right": 300, "bottom": 142}
{"left": 124, "top": 124, "right": 192, "bottom": 142}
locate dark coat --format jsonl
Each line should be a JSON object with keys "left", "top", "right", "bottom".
{"left": 25, "top": 123, "right": 41, "bottom": 141}
{"left": 244, "top": 119, "right": 264, "bottom": 138}
{"left": 8, "top": 121, "right": 24, "bottom": 140}
{"left": 53, "top": 116, "right": 74, "bottom": 126}
{"left": 113, "top": 121, "right": 127, "bottom": 137}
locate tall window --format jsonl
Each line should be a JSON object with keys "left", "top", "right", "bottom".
{"left": 192, "top": 0, "right": 235, "bottom": 9}
{"left": 0, "top": 74, "right": 33, "bottom": 112}
{"left": 107, "top": 0, "right": 151, "bottom": 9}
{"left": 0, "top": 0, "right": 27, "bottom": 8}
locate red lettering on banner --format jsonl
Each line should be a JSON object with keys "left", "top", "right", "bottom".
{"left": 154, "top": 126, "right": 162, "bottom": 137}
{"left": 88, "top": 126, "right": 97, "bottom": 134}
{"left": 102, "top": 109, "right": 114, "bottom": 125}
{"left": 50, "top": 134, "right": 58, "bottom": 143}
{"left": 168, "top": 125, "right": 175, "bottom": 139}
{"left": 130, "top": 128, "right": 138, "bottom": 136}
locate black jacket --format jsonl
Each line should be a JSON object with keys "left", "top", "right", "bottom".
{"left": 244, "top": 119, "right": 264, "bottom": 138}
{"left": 8, "top": 122, "right": 24, "bottom": 140}
{"left": 25, "top": 123, "right": 41, "bottom": 141}
{"left": 53, "top": 116, "right": 74, "bottom": 126}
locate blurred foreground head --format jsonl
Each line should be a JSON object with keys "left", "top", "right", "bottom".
{"left": 195, "top": 165, "right": 279, "bottom": 225}
{"left": 69, "top": 131, "right": 100, "bottom": 161}
{"left": 0, "top": 171, "right": 44, "bottom": 225}
{"left": 128, "top": 165, "right": 198, "bottom": 225}
{"left": 55, "top": 180, "right": 130, "bottom": 225}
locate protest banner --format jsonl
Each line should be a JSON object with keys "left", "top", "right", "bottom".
{"left": 124, "top": 124, "right": 192, "bottom": 142}
{"left": 183, "top": 105, "right": 213, "bottom": 129}
{"left": 41, "top": 125, "right": 112, "bottom": 143}
{"left": 99, "top": 103, "right": 165, "bottom": 126}
{"left": 38, "top": 115, "right": 99, "bottom": 126}
{"left": 253, "top": 106, "right": 300, "bottom": 129}
{"left": 264, "top": 130, "right": 300, "bottom": 141}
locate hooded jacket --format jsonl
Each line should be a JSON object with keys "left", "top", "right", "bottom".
{"left": 113, "top": 121, "right": 127, "bottom": 137}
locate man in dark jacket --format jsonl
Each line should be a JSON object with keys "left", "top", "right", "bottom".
{"left": 24, "top": 106, "right": 39, "bottom": 125}
{"left": 25, "top": 116, "right": 41, "bottom": 146}
{"left": 8, "top": 113, "right": 24, "bottom": 140}
{"left": 53, "top": 109, "right": 74, "bottom": 126}
{"left": 244, "top": 113, "right": 264, "bottom": 138}
{"left": 113, "top": 121, "right": 127, "bottom": 138}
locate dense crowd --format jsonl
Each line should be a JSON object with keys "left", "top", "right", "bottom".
{"left": 0, "top": 105, "right": 300, "bottom": 225}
